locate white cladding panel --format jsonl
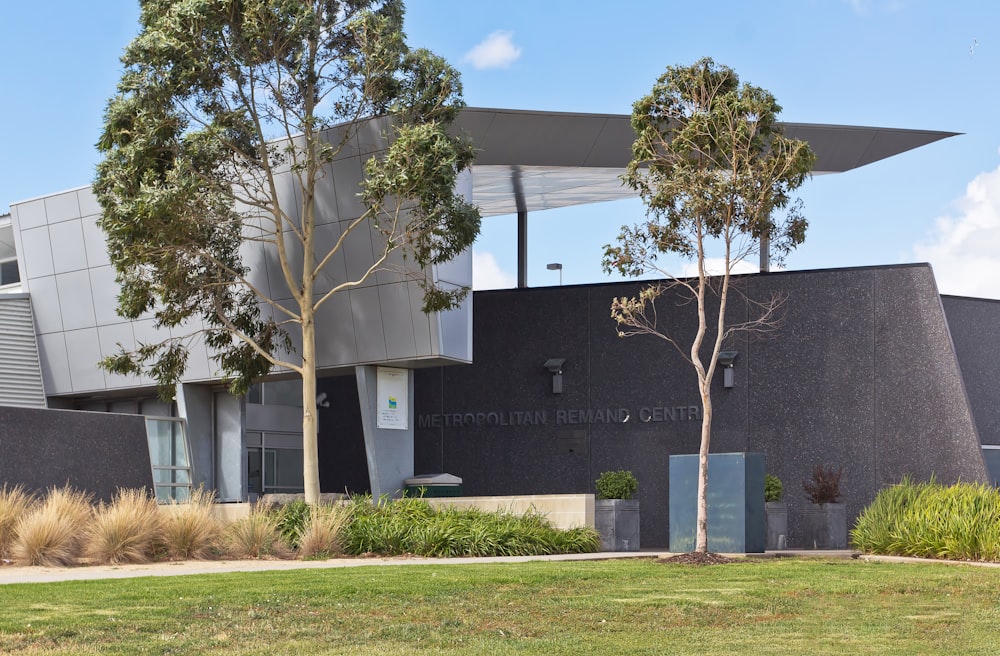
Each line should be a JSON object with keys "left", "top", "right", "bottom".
{"left": 9, "top": 120, "right": 473, "bottom": 396}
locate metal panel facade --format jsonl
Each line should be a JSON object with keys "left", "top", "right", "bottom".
{"left": 0, "top": 295, "right": 46, "bottom": 407}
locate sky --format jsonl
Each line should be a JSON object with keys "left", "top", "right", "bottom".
{"left": 2, "top": 1, "right": 1000, "bottom": 297}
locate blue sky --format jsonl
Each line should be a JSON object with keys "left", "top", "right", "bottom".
{"left": 2, "top": 1, "right": 999, "bottom": 296}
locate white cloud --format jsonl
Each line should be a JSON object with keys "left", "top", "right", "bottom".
{"left": 679, "top": 258, "right": 765, "bottom": 278}
{"left": 473, "top": 250, "right": 516, "bottom": 290}
{"left": 463, "top": 31, "right": 522, "bottom": 70}
{"left": 913, "top": 164, "right": 1000, "bottom": 299}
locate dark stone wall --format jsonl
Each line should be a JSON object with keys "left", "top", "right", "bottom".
{"left": 0, "top": 406, "right": 152, "bottom": 502}
{"left": 942, "top": 295, "right": 1000, "bottom": 446}
{"left": 413, "top": 264, "right": 988, "bottom": 548}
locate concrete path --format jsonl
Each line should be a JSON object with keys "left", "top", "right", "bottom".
{"left": 0, "top": 549, "right": 868, "bottom": 585}
{"left": 0, "top": 551, "right": 666, "bottom": 585}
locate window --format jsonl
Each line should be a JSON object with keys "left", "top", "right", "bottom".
{"left": 983, "top": 446, "right": 1000, "bottom": 487}
{"left": 0, "top": 259, "right": 18, "bottom": 287}
{"left": 246, "top": 431, "right": 304, "bottom": 495}
{"left": 247, "top": 379, "right": 302, "bottom": 407}
{"left": 145, "top": 417, "right": 193, "bottom": 502}
{"left": 0, "top": 223, "right": 19, "bottom": 288}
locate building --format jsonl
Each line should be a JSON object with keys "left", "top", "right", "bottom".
{"left": 2, "top": 108, "right": 995, "bottom": 547}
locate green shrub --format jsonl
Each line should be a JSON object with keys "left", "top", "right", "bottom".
{"left": 595, "top": 470, "right": 638, "bottom": 500}
{"left": 764, "top": 474, "right": 783, "bottom": 502}
{"left": 852, "top": 477, "right": 1000, "bottom": 561}
{"left": 273, "top": 500, "right": 311, "bottom": 549}
{"left": 342, "top": 496, "right": 600, "bottom": 557}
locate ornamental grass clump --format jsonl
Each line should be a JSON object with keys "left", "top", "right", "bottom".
{"left": 161, "top": 486, "right": 222, "bottom": 560}
{"left": 224, "top": 505, "right": 288, "bottom": 559}
{"left": 12, "top": 486, "right": 93, "bottom": 567}
{"left": 86, "top": 488, "right": 162, "bottom": 564}
{"left": 852, "top": 476, "right": 1000, "bottom": 561}
{"left": 0, "top": 484, "right": 35, "bottom": 559}
{"left": 297, "top": 504, "right": 351, "bottom": 559}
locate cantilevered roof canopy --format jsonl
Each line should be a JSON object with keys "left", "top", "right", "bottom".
{"left": 455, "top": 108, "right": 959, "bottom": 217}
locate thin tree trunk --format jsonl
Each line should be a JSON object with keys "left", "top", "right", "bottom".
{"left": 301, "top": 312, "right": 320, "bottom": 506}
{"left": 695, "top": 384, "right": 712, "bottom": 553}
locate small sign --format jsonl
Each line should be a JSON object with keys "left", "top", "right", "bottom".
{"left": 377, "top": 367, "right": 408, "bottom": 430}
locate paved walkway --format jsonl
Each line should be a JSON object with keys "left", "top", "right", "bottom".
{"left": 0, "top": 549, "right": 862, "bottom": 585}
{"left": 4, "top": 549, "right": 994, "bottom": 586}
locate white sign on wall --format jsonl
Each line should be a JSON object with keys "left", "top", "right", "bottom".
{"left": 376, "top": 367, "right": 409, "bottom": 430}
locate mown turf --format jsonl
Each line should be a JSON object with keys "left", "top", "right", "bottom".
{"left": 1, "top": 558, "right": 998, "bottom": 655}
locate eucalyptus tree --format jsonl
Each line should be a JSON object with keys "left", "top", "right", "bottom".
{"left": 603, "top": 58, "right": 815, "bottom": 553}
{"left": 95, "top": 0, "right": 481, "bottom": 504}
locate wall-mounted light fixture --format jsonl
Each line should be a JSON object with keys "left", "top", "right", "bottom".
{"left": 315, "top": 392, "right": 330, "bottom": 408}
{"left": 717, "top": 351, "right": 739, "bottom": 389}
{"left": 546, "top": 262, "right": 563, "bottom": 285}
{"left": 543, "top": 358, "right": 566, "bottom": 394}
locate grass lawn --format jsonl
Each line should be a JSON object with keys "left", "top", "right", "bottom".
{"left": 0, "top": 558, "right": 998, "bottom": 655}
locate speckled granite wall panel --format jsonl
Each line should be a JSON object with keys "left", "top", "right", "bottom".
{"left": 411, "top": 264, "right": 988, "bottom": 548}
{"left": 941, "top": 295, "right": 1000, "bottom": 445}
{"left": 746, "top": 268, "right": 877, "bottom": 546}
{"left": 0, "top": 406, "right": 152, "bottom": 501}
{"left": 873, "top": 267, "right": 987, "bottom": 487}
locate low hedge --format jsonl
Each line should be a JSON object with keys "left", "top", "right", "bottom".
{"left": 343, "top": 496, "right": 600, "bottom": 557}
{"left": 852, "top": 477, "right": 1000, "bottom": 561}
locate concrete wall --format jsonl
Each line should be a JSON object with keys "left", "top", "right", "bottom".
{"left": 425, "top": 494, "right": 594, "bottom": 531}
{"left": 0, "top": 405, "right": 153, "bottom": 502}
{"left": 412, "top": 264, "right": 989, "bottom": 548}
{"left": 942, "top": 295, "right": 1000, "bottom": 446}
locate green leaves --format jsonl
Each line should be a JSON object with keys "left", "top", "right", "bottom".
{"left": 94, "top": 0, "right": 480, "bottom": 398}
{"left": 606, "top": 57, "right": 816, "bottom": 278}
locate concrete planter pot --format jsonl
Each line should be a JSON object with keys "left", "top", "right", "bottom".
{"left": 765, "top": 501, "right": 788, "bottom": 550}
{"left": 802, "top": 502, "right": 847, "bottom": 549}
{"left": 595, "top": 499, "right": 640, "bottom": 551}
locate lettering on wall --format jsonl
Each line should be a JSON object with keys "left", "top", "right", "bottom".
{"left": 417, "top": 405, "right": 700, "bottom": 429}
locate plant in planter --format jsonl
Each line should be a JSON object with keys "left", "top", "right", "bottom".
{"left": 802, "top": 465, "right": 847, "bottom": 549}
{"left": 764, "top": 474, "right": 787, "bottom": 550}
{"left": 596, "top": 470, "right": 638, "bottom": 501}
{"left": 594, "top": 470, "right": 639, "bottom": 551}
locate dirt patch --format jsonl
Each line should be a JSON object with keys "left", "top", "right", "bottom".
{"left": 657, "top": 552, "right": 740, "bottom": 566}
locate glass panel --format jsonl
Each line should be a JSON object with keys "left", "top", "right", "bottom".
{"left": 264, "top": 449, "right": 277, "bottom": 492}
{"left": 155, "top": 485, "right": 190, "bottom": 503}
{"left": 983, "top": 448, "right": 1000, "bottom": 486}
{"left": 274, "top": 448, "right": 304, "bottom": 490}
{"left": 262, "top": 379, "right": 302, "bottom": 407}
{"left": 0, "top": 225, "right": 15, "bottom": 260}
{"left": 247, "top": 448, "right": 262, "bottom": 494}
{"left": 0, "top": 259, "right": 19, "bottom": 286}
{"left": 145, "top": 417, "right": 193, "bottom": 503}
{"left": 153, "top": 468, "right": 191, "bottom": 485}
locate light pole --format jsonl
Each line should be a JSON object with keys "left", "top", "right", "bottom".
{"left": 546, "top": 262, "right": 563, "bottom": 286}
